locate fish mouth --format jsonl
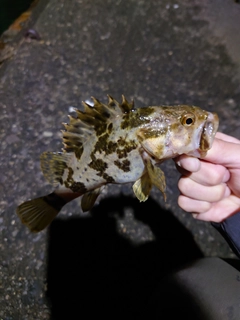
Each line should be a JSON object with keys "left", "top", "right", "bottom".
{"left": 199, "top": 112, "right": 219, "bottom": 157}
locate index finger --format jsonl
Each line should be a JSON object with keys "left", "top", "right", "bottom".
{"left": 215, "top": 132, "right": 240, "bottom": 144}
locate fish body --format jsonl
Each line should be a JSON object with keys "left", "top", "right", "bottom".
{"left": 17, "top": 95, "right": 219, "bottom": 232}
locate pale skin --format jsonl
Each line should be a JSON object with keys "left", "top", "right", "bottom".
{"left": 174, "top": 132, "right": 240, "bottom": 222}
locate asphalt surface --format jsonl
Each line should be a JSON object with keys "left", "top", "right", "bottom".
{"left": 1, "top": 0, "right": 240, "bottom": 318}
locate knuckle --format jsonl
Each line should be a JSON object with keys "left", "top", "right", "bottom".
{"left": 178, "top": 177, "right": 189, "bottom": 193}
{"left": 209, "top": 171, "right": 223, "bottom": 185}
{"left": 213, "top": 184, "right": 226, "bottom": 202}
{"left": 178, "top": 195, "right": 189, "bottom": 211}
{"left": 208, "top": 166, "right": 227, "bottom": 186}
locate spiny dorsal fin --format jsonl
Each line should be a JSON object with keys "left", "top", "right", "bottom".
{"left": 107, "top": 95, "right": 121, "bottom": 111}
{"left": 120, "top": 95, "right": 135, "bottom": 113}
{"left": 62, "top": 95, "right": 134, "bottom": 154}
{"left": 62, "top": 131, "right": 84, "bottom": 157}
{"left": 78, "top": 95, "right": 135, "bottom": 123}
{"left": 40, "top": 152, "right": 70, "bottom": 186}
{"left": 81, "top": 101, "right": 108, "bottom": 122}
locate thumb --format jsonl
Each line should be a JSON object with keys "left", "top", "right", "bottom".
{"left": 204, "top": 133, "right": 240, "bottom": 168}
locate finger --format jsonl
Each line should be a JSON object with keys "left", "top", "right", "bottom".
{"left": 192, "top": 195, "right": 240, "bottom": 222}
{"left": 178, "top": 178, "right": 231, "bottom": 202}
{"left": 215, "top": 132, "right": 240, "bottom": 144}
{"left": 174, "top": 155, "right": 201, "bottom": 173}
{"left": 205, "top": 136, "right": 240, "bottom": 168}
{"left": 175, "top": 133, "right": 240, "bottom": 172}
{"left": 175, "top": 155, "right": 230, "bottom": 185}
{"left": 178, "top": 195, "right": 212, "bottom": 213}
{"left": 187, "top": 161, "right": 230, "bottom": 186}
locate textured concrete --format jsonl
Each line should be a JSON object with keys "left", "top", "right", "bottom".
{"left": 1, "top": 0, "right": 240, "bottom": 318}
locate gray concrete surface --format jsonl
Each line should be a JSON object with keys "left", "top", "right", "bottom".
{"left": 1, "top": 0, "right": 240, "bottom": 318}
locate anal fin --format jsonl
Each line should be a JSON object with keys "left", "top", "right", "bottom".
{"left": 81, "top": 186, "right": 104, "bottom": 212}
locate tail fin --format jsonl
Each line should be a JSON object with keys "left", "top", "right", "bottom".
{"left": 16, "top": 192, "right": 67, "bottom": 232}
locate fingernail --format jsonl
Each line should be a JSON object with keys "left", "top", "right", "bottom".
{"left": 176, "top": 160, "right": 181, "bottom": 167}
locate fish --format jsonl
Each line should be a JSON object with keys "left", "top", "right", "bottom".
{"left": 16, "top": 95, "right": 219, "bottom": 232}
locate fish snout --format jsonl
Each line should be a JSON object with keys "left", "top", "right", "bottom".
{"left": 199, "top": 112, "right": 219, "bottom": 154}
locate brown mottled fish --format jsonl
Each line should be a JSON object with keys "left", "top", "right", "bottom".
{"left": 16, "top": 95, "right": 219, "bottom": 232}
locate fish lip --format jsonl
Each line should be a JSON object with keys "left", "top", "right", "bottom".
{"left": 198, "top": 112, "right": 219, "bottom": 157}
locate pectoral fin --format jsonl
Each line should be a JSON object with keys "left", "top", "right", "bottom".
{"left": 81, "top": 186, "right": 104, "bottom": 212}
{"left": 133, "top": 172, "right": 152, "bottom": 202}
{"left": 145, "top": 157, "right": 167, "bottom": 201}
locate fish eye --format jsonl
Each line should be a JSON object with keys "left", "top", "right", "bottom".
{"left": 181, "top": 113, "right": 195, "bottom": 126}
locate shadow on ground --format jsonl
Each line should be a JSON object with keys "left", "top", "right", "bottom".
{"left": 46, "top": 195, "right": 203, "bottom": 319}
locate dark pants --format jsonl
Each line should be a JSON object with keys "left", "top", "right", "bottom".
{"left": 148, "top": 257, "right": 240, "bottom": 320}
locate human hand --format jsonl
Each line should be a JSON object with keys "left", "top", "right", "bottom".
{"left": 175, "top": 132, "right": 240, "bottom": 222}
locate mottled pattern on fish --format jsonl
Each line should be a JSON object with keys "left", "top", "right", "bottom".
{"left": 16, "top": 95, "right": 219, "bottom": 232}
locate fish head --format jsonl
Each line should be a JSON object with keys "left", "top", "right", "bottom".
{"left": 137, "top": 105, "right": 219, "bottom": 160}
